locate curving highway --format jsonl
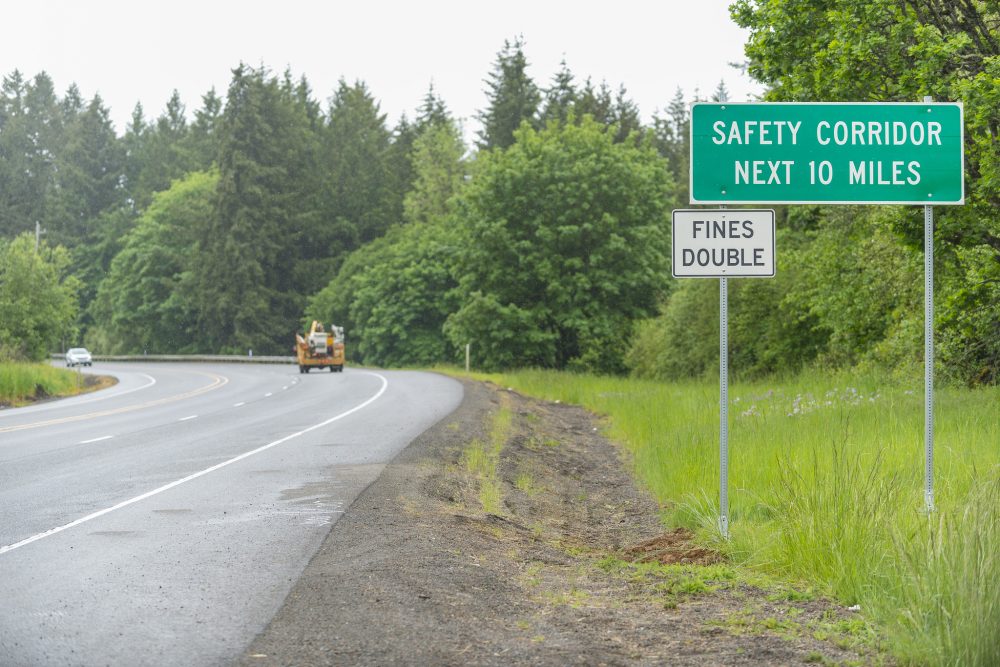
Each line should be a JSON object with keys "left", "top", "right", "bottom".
{"left": 0, "top": 362, "right": 463, "bottom": 666}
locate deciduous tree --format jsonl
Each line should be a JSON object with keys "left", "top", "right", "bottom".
{"left": 732, "top": 0, "right": 1000, "bottom": 383}
{"left": 0, "top": 234, "right": 79, "bottom": 360}
{"left": 88, "top": 171, "right": 216, "bottom": 354}
{"left": 446, "top": 117, "right": 674, "bottom": 373}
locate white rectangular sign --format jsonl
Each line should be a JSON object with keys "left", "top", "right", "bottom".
{"left": 672, "top": 209, "right": 776, "bottom": 278}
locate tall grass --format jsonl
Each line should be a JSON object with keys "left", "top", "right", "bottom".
{"left": 465, "top": 368, "right": 1000, "bottom": 665}
{"left": 0, "top": 362, "right": 82, "bottom": 404}
{"left": 884, "top": 479, "right": 1000, "bottom": 666}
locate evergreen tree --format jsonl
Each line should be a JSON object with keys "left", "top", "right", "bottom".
{"left": 711, "top": 79, "right": 730, "bottom": 103}
{"left": 130, "top": 90, "right": 192, "bottom": 208}
{"left": 610, "top": 84, "right": 642, "bottom": 143}
{"left": 57, "top": 95, "right": 131, "bottom": 335}
{"left": 574, "top": 77, "right": 614, "bottom": 125}
{"left": 385, "top": 113, "right": 418, "bottom": 225}
{"left": 282, "top": 73, "right": 330, "bottom": 296}
{"left": 0, "top": 71, "right": 28, "bottom": 237}
{"left": 321, "top": 79, "right": 395, "bottom": 249}
{"left": 539, "top": 59, "right": 576, "bottom": 126}
{"left": 0, "top": 69, "right": 23, "bottom": 121}
{"left": 59, "top": 83, "right": 84, "bottom": 120}
{"left": 121, "top": 103, "right": 148, "bottom": 208}
{"left": 192, "top": 64, "right": 313, "bottom": 353}
{"left": 415, "top": 83, "right": 451, "bottom": 133}
{"left": 187, "top": 88, "right": 223, "bottom": 168}
{"left": 0, "top": 71, "right": 63, "bottom": 238}
{"left": 50, "top": 94, "right": 123, "bottom": 247}
{"left": 402, "top": 119, "right": 466, "bottom": 226}
{"left": 652, "top": 87, "right": 691, "bottom": 203}
{"left": 476, "top": 37, "right": 541, "bottom": 150}
{"left": 390, "top": 85, "right": 457, "bottom": 208}
{"left": 0, "top": 70, "right": 29, "bottom": 237}
{"left": 73, "top": 207, "right": 137, "bottom": 336}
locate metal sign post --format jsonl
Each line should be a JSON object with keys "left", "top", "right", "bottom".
{"left": 672, "top": 209, "right": 775, "bottom": 537}
{"left": 719, "top": 276, "right": 730, "bottom": 538}
{"left": 922, "top": 94, "right": 936, "bottom": 514}
{"left": 925, "top": 203, "right": 935, "bottom": 513}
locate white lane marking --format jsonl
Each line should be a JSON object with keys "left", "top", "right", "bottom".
{"left": 282, "top": 386, "right": 288, "bottom": 390}
{"left": 265, "top": 392, "right": 273, "bottom": 397}
{"left": 0, "top": 372, "right": 390, "bottom": 556}
{"left": 79, "top": 435, "right": 113, "bottom": 444}
{"left": 179, "top": 415, "right": 198, "bottom": 422}
{"left": 233, "top": 402, "right": 246, "bottom": 408}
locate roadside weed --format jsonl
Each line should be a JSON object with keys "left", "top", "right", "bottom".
{"left": 462, "top": 397, "right": 513, "bottom": 515}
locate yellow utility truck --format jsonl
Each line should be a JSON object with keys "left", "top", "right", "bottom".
{"left": 295, "top": 321, "right": 345, "bottom": 373}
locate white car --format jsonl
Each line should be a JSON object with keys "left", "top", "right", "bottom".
{"left": 65, "top": 348, "right": 92, "bottom": 367}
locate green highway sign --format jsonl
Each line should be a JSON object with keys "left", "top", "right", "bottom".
{"left": 690, "top": 102, "right": 964, "bottom": 205}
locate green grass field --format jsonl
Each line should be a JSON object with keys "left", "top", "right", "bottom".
{"left": 0, "top": 362, "right": 87, "bottom": 405}
{"left": 464, "top": 368, "right": 1000, "bottom": 666}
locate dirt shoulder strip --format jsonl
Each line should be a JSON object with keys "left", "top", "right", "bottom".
{"left": 235, "top": 378, "right": 879, "bottom": 666}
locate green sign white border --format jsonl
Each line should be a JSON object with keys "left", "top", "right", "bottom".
{"left": 689, "top": 101, "right": 965, "bottom": 206}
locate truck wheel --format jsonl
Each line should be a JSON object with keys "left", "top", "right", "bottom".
{"left": 330, "top": 366, "right": 336, "bottom": 373}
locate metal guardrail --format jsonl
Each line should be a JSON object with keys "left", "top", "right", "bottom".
{"left": 53, "top": 354, "right": 296, "bottom": 365}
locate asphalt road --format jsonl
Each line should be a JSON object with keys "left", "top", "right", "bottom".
{"left": 0, "top": 362, "right": 463, "bottom": 666}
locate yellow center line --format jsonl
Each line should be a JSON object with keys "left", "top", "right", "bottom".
{"left": 0, "top": 372, "right": 229, "bottom": 434}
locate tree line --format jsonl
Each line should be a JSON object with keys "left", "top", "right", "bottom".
{"left": 1, "top": 9, "right": 998, "bottom": 385}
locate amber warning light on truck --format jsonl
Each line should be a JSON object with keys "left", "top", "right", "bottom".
{"left": 671, "top": 209, "right": 775, "bottom": 278}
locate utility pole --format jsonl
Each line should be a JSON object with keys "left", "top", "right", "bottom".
{"left": 35, "top": 221, "right": 45, "bottom": 252}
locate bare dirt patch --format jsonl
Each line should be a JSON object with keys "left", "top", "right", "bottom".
{"left": 624, "top": 528, "right": 724, "bottom": 566}
{"left": 237, "top": 378, "right": 884, "bottom": 666}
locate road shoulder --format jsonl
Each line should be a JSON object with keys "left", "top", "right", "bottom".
{"left": 236, "top": 378, "right": 880, "bottom": 666}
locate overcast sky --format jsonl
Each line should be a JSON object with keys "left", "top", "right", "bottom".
{"left": 6, "top": 1, "right": 762, "bottom": 137}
